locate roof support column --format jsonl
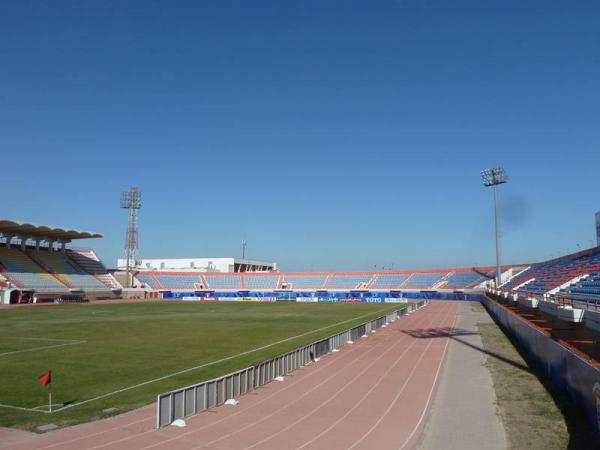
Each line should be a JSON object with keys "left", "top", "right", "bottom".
{"left": 5, "top": 235, "right": 14, "bottom": 248}
{"left": 35, "top": 239, "right": 41, "bottom": 252}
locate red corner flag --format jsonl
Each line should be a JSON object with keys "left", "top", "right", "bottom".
{"left": 38, "top": 370, "right": 52, "bottom": 387}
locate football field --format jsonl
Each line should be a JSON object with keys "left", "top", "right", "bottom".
{"left": 0, "top": 301, "right": 406, "bottom": 430}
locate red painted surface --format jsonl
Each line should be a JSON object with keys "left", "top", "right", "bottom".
{"left": 6, "top": 302, "right": 458, "bottom": 450}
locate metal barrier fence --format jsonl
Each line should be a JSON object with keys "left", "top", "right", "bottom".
{"left": 156, "top": 301, "right": 426, "bottom": 428}
{"left": 492, "top": 287, "right": 600, "bottom": 312}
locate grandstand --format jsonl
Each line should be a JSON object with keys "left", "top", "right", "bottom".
{"left": 4, "top": 216, "right": 600, "bottom": 442}
{"left": 0, "top": 219, "right": 121, "bottom": 304}
{"left": 133, "top": 267, "right": 499, "bottom": 291}
{"left": 4, "top": 215, "right": 600, "bottom": 307}
{"left": 501, "top": 247, "right": 600, "bottom": 295}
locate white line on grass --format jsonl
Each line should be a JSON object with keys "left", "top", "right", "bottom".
{"left": 5, "top": 337, "right": 84, "bottom": 343}
{"left": 47, "top": 307, "right": 398, "bottom": 413}
{"left": 0, "top": 341, "right": 86, "bottom": 357}
{"left": 0, "top": 403, "right": 51, "bottom": 413}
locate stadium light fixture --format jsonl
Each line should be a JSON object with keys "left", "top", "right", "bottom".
{"left": 481, "top": 167, "right": 508, "bottom": 287}
{"left": 120, "top": 187, "right": 142, "bottom": 289}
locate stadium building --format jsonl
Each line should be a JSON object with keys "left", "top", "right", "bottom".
{"left": 117, "top": 257, "right": 276, "bottom": 273}
{"left": 3, "top": 215, "right": 600, "bottom": 443}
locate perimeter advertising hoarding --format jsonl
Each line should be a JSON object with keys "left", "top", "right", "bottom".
{"left": 217, "top": 297, "right": 277, "bottom": 302}
{"left": 182, "top": 296, "right": 218, "bottom": 301}
{"left": 364, "top": 297, "right": 385, "bottom": 303}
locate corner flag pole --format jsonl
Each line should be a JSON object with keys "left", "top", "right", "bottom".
{"left": 38, "top": 370, "right": 52, "bottom": 412}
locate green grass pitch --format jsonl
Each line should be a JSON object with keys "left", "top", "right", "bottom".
{"left": 0, "top": 301, "right": 406, "bottom": 430}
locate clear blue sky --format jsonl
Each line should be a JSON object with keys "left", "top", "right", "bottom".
{"left": 2, "top": 1, "right": 599, "bottom": 270}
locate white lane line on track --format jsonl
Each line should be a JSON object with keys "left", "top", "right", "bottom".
{"left": 195, "top": 318, "right": 426, "bottom": 450}
{"left": 127, "top": 308, "right": 430, "bottom": 450}
{"left": 104, "top": 311, "right": 418, "bottom": 450}
{"left": 239, "top": 305, "right": 444, "bottom": 450}
{"left": 92, "top": 341, "right": 372, "bottom": 450}
{"left": 42, "top": 309, "right": 405, "bottom": 450}
{"left": 295, "top": 303, "right": 454, "bottom": 449}
{"left": 398, "top": 307, "right": 458, "bottom": 450}
{"left": 55, "top": 336, "right": 369, "bottom": 450}
{"left": 348, "top": 304, "right": 455, "bottom": 449}
{"left": 48, "top": 307, "right": 399, "bottom": 414}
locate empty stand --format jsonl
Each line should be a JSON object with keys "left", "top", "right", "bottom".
{"left": 403, "top": 273, "right": 447, "bottom": 288}
{"left": 561, "top": 269, "right": 600, "bottom": 299}
{"left": 503, "top": 249, "right": 600, "bottom": 294}
{"left": 124, "top": 269, "right": 496, "bottom": 292}
{"left": 281, "top": 274, "right": 327, "bottom": 289}
{"left": 444, "top": 272, "right": 488, "bottom": 289}
{"left": 155, "top": 274, "right": 203, "bottom": 290}
{"left": 0, "top": 247, "right": 66, "bottom": 290}
{"left": 30, "top": 249, "right": 109, "bottom": 290}
{"left": 66, "top": 249, "right": 121, "bottom": 289}
{"left": 135, "top": 273, "right": 161, "bottom": 289}
{"left": 370, "top": 274, "right": 410, "bottom": 288}
{"left": 244, "top": 274, "right": 280, "bottom": 289}
{"left": 204, "top": 274, "right": 242, "bottom": 289}
{"left": 326, "top": 274, "right": 373, "bottom": 289}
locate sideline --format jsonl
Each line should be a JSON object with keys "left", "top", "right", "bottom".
{"left": 0, "top": 305, "right": 401, "bottom": 414}
{"left": 0, "top": 341, "right": 86, "bottom": 358}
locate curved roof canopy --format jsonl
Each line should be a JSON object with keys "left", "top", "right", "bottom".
{"left": 0, "top": 219, "right": 103, "bottom": 241}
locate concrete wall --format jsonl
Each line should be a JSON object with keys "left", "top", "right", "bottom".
{"left": 483, "top": 295, "right": 600, "bottom": 435}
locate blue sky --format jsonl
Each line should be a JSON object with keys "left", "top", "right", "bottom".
{"left": 1, "top": 1, "right": 599, "bottom": 270}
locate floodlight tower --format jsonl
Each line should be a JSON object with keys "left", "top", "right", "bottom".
{"left": 481, "top": 167, "right": 508, "bottom": 287}
{"left": 120, "top": 187, "right": 142, "bottom": 288}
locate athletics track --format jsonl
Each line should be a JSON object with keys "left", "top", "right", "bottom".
{"left": 3, "top": 301, "right": 458, "bottom": 450}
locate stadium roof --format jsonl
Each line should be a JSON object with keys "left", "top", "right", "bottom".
{"left": 0, "top": 219, "right": 103, "bottom": 241}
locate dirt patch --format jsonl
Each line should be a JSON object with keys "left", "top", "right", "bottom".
{"left": 470, "top": 301, "right": 486, "bottom": 313}
{"left": 477, "top": 321, "right": 599, "bottom": 449}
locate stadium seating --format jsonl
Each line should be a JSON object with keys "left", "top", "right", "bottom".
{"left": 403, "top": 273, "right": 447, "bottom": 288}
{"left": 204, "top": 274, "right": 242, "bottom": 289}
{"left": 370, "top": 274, "right": 410, "bottom": 288}
{"left": 560, "top": 269, "right": 600, "bottom": 299}
{"left": 326, "top": 274, "right": 373, "bottom": 289}
{"left": 281, "top": 275, "right": 328, "bottom": 289}
{"left": 0, "top": 247, "right": 66, "bottom": 290}
{"left": 66, "top": 249, "right": 121, "bottom": 289}
{"left": 503, "top": 248, "right": 600, "bottom": 294}
{"left": 126, "top": 269, "right": 498, "bottom": 291}
{"left": 444, "top": 272, "right": 489, "bottom": 289}
{"left": 29, "top": 250, "right": 109, "bottom": 290}
{"left": 155, "top": 274, "right": 203, "bottom": 290}
{"left": 244, "top": 275, "right": 280, "bottom": 289}
{"left": 135, "top": 273, "right": 161, "bottom": 289}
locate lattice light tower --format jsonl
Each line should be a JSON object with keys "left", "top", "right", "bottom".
{"left": 120, "top": 187, "right": 141, "bottom": 288}
{"left": 481, "top": 167, "right": 508, "bottom": 287}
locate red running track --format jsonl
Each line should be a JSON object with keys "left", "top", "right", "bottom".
{"left": 6, "top": 301, "right": 458, "bottom": 450}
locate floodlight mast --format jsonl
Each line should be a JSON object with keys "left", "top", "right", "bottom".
{"left": 481, "top": 167, "right": 507, "bottom": 287}
{"left": 120, "top": 187, "right": 141, "bottom": 288}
